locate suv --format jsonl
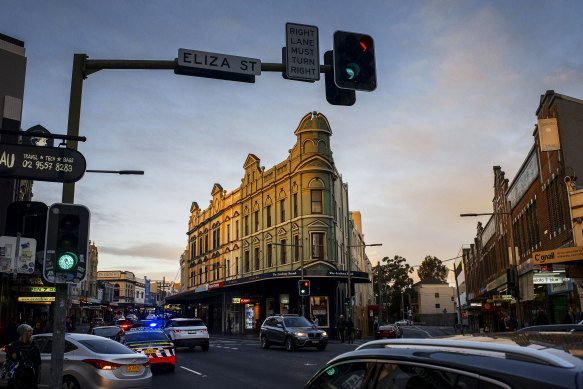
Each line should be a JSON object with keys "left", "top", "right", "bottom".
{"left": 260, "top": 314, "right": 328, "bottom": 351}
{"left": 304, "top": 336, "right": 583, "bottom": 388}
{"left": 163, "top": 318, "right": 209, "bottom": 351}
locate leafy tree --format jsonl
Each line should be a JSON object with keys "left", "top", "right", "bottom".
{"left": 417, "top": 255, "right": 448, "bottom": 282}
{"left": 372, "top": 255, "right": 414, "bottom": 322}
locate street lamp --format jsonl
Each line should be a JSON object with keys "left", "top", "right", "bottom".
{"left": 460, "top": 207, "right": 522, "bottom": 329}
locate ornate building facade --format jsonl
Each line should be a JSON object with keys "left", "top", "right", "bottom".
{"left": 170, "top": 112, "right": 372, "bottom": 334}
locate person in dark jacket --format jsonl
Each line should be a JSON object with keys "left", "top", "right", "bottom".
{"left": 563, "top": 306, "right": 577, "bottom": 324}
{"left": 5, "top": 324, "right": 41, "bottom": 389}
{"left": 336, "top": 315, "right": 346, "bottom": 343}
{"left": 345, "top": 317, "right": 354, "bottom": 344}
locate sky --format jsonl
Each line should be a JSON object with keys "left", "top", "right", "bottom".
{"left": 2, "top": 1, "right": 583, "bottom": 283}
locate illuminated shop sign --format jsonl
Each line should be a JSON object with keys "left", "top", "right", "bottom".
{"left": 18, "top": 296, "right": 55, "bottom": 302}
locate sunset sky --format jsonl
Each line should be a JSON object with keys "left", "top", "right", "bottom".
{"left": 2, "top": 0, "right": 583, "bottom": 282}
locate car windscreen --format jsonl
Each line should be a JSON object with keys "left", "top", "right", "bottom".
{"left": 78, "top": 339, "right": 135, "bottom": 354}
{"left": 92, "top": 327, "right": 120, "bottom": 337}
{"left": 172, "top": 320, "right": 205, "bottom": 327}
{"left": 125, "top": 331, "right": 169, "bottom": 343}
{"left": 284, "top": 317, "right": 312, "bottom": 327}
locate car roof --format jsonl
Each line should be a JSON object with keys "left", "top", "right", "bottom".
{"left": 351, "top": 336, "right": 583, "bottom": 368}
{"left": 34, "top": 333, "right": 112, "bottom": 342}
{"left": 171, "top": 317, "right": 203, "bottom": 321}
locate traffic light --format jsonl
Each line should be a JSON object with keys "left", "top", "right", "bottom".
{"left": 43, "top": 203, "right": 90, "bottom": 284}
{"left": 299, "top": 280, "right": 310, "bottom": 296}
{"left": 333, "top": 31, "right": 376, "bottom": 91}
{"left": 325, "top": 51, "right": 356, "bottom": 106}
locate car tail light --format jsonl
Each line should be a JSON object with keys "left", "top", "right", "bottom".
{"left": 143, "top": 361, "right": 151, "bottom": 367}
{"left": 202, "top": 328, "right": 208, "bottom": 333}
{"left": 82, "top": 359, "right": 121, "bottom": 370}
{"left": 173, "top": 329, "right": 181, "bottom": 333}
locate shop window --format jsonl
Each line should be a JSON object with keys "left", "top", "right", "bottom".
{"left": 310, "top": 296, "right": 329, "bottom": 327}
{"left": 435, "top": 303, "right": 441, "bottom": 309}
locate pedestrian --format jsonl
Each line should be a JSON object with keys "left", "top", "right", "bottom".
{"left": 32, "top": 322, "right": 42, "bottom": 335}
{"left": 4, "top": 324, "right": 41, "bottom": 389}
{"left": 346, "top": 317, "right": 354, "bottom": 344}
{"left": 65, "top": 316, "right": 75, "bottom": 333}
{"left": 311, "top": 315, "right": 319, "bottom": 328}
{"left": 227, "top": 317, "right": 232, "bottom": 336}
{"left": 563, "top": 306, "right": 576, "bottom": 324}
{"left": 337, "top": 314, "right": 346, "bottom": 343}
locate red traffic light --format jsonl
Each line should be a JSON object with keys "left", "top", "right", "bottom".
{"left": 360, "top": 35, "right": 373, "bottom": 52}
{"left": 302, "top": 281, "right": 310, "bottom": 287}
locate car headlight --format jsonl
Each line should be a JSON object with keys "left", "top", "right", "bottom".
{"left": 321, "top": 331, "right": 328, "bottom": 337}
{"left": 294, "top": 332, "right": 307, "bottom": 337}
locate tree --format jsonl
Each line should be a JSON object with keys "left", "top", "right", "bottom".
{"left": 372, "top": 255, "right": 414, "bottom": 322}
{"left": 417, "top": 255, "right": 448, "bottom": 282}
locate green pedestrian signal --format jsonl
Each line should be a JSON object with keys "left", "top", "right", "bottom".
{"left": 57, "top": 252, "right": 77, "bottom": 271}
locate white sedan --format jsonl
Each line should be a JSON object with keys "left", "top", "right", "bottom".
{"left": 395, "top": 319, "right": 409, "bottom": 326}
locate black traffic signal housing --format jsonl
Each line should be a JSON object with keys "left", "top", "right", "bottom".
{"left": 506, "top": 268, "right": 520, "bottom": 298}
{"left": 325, "top": 51, "right": 356, "bottom": 106}
{"left": 333, "top": 31, "right": 376, "bottom": 91}
{"left": 44, "top": 203, "right": 90, "bottom": 283}
{"left": 299, "top": 279, "right": 311, "bottom": 296}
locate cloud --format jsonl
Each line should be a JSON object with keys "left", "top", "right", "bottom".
{"left": 99, "top": 243, "right": 183, "bottom": 261}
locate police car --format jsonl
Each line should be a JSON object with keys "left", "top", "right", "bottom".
{"left": 122, "top": 328, "right": 175, "bottom": 372}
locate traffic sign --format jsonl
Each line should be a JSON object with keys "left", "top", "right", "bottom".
{"left": 175, "top": 48, "right": 261, "bottom": 83}
{"left": 285, "top": 23, "right": 319, "bottom": 82}
{"left": 0, "top": 144, "right": 86, "bottom": 183}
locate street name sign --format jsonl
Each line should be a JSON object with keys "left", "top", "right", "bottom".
{"left": 175, "top": 48, "right": 261, "bottom": 83}
{"left": 285, "top": 23, "right": 319, "bottom": 82}
{"left": 0, "top": 144, "right": 86, "bottom": 183}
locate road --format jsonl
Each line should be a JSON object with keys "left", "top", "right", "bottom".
{"left": 151, "top": 325, "right": 455, "bottom": 388}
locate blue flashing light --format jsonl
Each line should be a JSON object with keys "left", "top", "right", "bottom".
{"left": 149, "top": 322, "right": 157, "bottom": 327}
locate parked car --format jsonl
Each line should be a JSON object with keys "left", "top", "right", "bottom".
{"left": 115, "top": 318, "right": 135, "bottom": 332}
{"left": 163, "top": 318, "right": 209, "bottom": 351}
{"left": 123, "top": 328, "right": 175, "bottom": 372}
{"left": 304, "top": 336, "right": 583, "bottom": 389}
{"left": 89, "top": 317, "right": 104, "bottom": 328}
{"left": 133, "top": 319, "right": 163, "bottom": 329}
{"left": 89, "top": 326, "right": 124, "bottom": 342}
{"left": 375, "top": 324, "right": 400, "bottom": 339}
{"left": 1, "top": 333, "right": 151, "bottom": 389}
{"left": 517, "top": 323, "right": 583, "bottom": 334}
{"left": 395, "top": 319, "right": 409, "bottom": 326}
{"left": 260, "top": 314, "right": 328, "bottom": 351}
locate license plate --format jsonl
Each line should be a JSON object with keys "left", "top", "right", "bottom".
{"left": 126, "top": 365, "right": 140, "bottom": 372}
{"left": 144, "top": 348, "right": 156, "bottom": 354}
{"left": 188, "top": 330, "right": 197, "bottom": 334}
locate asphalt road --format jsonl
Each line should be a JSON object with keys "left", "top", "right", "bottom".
{"left": 151, "top": 325, "right": 456, "bottom": 388}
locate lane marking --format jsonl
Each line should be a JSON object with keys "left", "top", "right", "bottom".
{"left": 180, "top": 366, "right": 203, "bottom": 376}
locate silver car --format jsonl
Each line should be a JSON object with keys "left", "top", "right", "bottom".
{"left": 1, "top": 333, "right": 151, "bottom": 389}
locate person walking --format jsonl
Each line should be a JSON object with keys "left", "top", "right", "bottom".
{"left": 345, "top": 317, "right": 354, "bottom": 344}
{"left": 311, "top": 315, "right": 319, "bottom": 328}
{"left": 5, "top": 324, "right": 41, "bottom": 389}
{"left": 337, "top": 314, "right": 346, "bottom": 343}
{"left": 65, "top": 316, "right": 75, "bottom": 333}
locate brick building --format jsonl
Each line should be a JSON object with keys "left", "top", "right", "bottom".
{"left": 465, "top": 91, "right": 583, "bottom": 328}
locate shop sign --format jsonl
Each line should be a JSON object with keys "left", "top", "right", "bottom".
{"left": 486, "top": 281, "right": 496, "bottom": 292}
{"left": 533, "top": 246, "right": 583, "bottom": 265}
{"left": 518, "top": 258, "right": 537, "bottom": 275}
{"left": 548, "top": 280, "right": 573, "bottom": 295}
{"left": 482, "top": 302, "right": 495, "bottom": 311}
{"left": 18, "top": 296, "right": 55, "bottom": 302}
{"left": 232, "top": 297, "right": 251, "bottom": 304}
{"left": 208, "top": 281, "right": 223, "bottom": 290}
{"left": 25, "top": 286, "right": 55, "bottom": 293}
{"left": 280, "top": 294, "right": 289, "bottom": 304}
{"left": 540, "top": 264, "right": 553, "bottom": 272}
{"left": 533, "top": 275, "right": 567, "bottom": 284}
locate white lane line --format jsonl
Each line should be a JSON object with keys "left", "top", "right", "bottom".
{"left": 406, "top": 326, "right": 432, "bottom": 337}
{"left": 180, "top": 366, "right": 203, "bottom": 376}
